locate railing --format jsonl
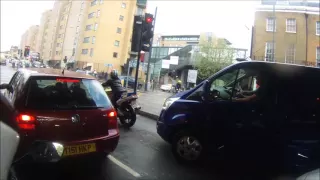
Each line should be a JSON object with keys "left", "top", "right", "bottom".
{"left": 251, "top": 56, "right": 320, "bottom": 68}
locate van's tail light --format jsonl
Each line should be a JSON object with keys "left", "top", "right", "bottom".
{"left": 107, "top": 109, "right": 118, "bottom": 129}
{"left": 16, "top": 114, "right": 36, "bottom": 130}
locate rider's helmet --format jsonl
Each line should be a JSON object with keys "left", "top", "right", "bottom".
{"left": 110, "top": 69, "right": 119, "bottom": 80}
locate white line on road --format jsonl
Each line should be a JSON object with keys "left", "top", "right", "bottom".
{"left": 107, "top": 155, "right": 142, "bottom": 178}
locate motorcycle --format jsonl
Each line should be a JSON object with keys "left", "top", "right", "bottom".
{"left": 103, "top": 86, "right": 140, "bottom": 128}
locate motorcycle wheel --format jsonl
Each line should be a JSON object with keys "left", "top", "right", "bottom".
{"left": 119, "top": 106, "right": 136, "bottom": 128}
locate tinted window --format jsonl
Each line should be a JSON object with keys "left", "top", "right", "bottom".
{"left": 26, "top": 77, "right": 112, "bottom": 109}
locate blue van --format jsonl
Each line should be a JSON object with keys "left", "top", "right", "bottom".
{"left": 157, "top": 61, "right": 320, "bottom": 168}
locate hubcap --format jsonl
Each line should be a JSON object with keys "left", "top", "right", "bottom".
{"left": 176, "top": 136, "right": 202, "bottom": 161}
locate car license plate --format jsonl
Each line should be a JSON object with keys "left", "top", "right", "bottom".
{"left": 63, "top": 143, "right": 96, "bottom": 156}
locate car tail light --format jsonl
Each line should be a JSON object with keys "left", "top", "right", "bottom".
{"left": 16, "top": 114, "right": 36, "bottom": 130}
{"left": 107, "top": 110, "right": 118, "bottom": 129}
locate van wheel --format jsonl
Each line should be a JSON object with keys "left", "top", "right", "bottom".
{"left": 172, "top": 131, "right": 204, "bottom": 164}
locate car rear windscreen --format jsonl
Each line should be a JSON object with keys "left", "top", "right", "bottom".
{"left": 26, "top": 77, "right": 112, "bottom": 109}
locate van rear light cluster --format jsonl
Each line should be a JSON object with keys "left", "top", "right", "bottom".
{"left": 16, "top": 114, "right": 36, "bottom": 130}
{"left": 107, "top": 109, "right": 118, "bottom": 129}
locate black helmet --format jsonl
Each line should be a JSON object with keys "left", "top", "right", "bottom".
{"left": 110, "top": 69, "right": 118, "bottom": 79}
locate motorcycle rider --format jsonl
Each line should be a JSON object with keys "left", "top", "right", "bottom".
{"left": 175, "top": 76, "right": 182, "bottom": 92}
{"left": 102, "top": 69, "right": 126, "bottom": 107}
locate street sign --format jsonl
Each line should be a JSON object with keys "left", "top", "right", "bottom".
{"left": 105, "top": 63, "right": 113, "bottom": 67}
{"left": 170, "top": 56, "right": 179, "bottom": 65}
{"left": 187, "top": 70, "right": 198, "bottom": 83}
{"left": 161, "top": 60, "right": 170, "bottom": 69}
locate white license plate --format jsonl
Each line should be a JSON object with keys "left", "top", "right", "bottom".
{"left": 131, "top": 100, "right": 137, "bottom": 108}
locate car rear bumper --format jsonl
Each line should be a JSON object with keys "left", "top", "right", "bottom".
{"left": 15, "top": 130, "right": 119, "bottom": 162}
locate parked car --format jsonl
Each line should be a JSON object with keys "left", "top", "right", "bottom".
{"left": 160, "top": 84, "right": 173, "bottom": 92}
{"left": 0, "top": 68, "right": 119, "bottom": 163}
{"left": 157, "top": 61, "right": 320, "bottom": 172}
{"left": 1, "top": 59, "right": 6, "bottom": 65}
{"left": 119, "top": 76, "right": 143, "bottom": 89}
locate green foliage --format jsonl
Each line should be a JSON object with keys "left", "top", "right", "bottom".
{"left": 195, "top": 38, "right": 235, "bottom": 81}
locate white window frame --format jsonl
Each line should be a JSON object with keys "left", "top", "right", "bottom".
{"left": 90, "top": 48, "right": 94, "bottom": 57}
{"left": 285, "top": 44, "right": 295, "bottom": 64}
{"left": 316, "top": 21, "right": 320, "bottom": 36}
{"left": 78, "top": 14, "right": 81, "bottom": 22}
{"left": 76, "top": 26, "right": 79, "bottom": 33}
{"left": 114, "top": 40, "right": 120, "bottom": 47}
{"left": 121, "top": 2, "right": 126, "bottom": 8}
{"left": 100, "top": 0, "right": 103, "bottom": 4}
{"left": 97, "top": 10, "right": 100, "bottom": 17}
{"left": 265, "top": 42, "right": 275, "bottom": 62}
{"left": 92, "top": 36, "right": 96, "bottom": 44}
{"left": 317, "top": 47, "right": 320, "bottom": 68}
{"left": 286, "top": 18, "right": 296, "bottom": 33}
{"left": 266, "top": 17, "right": 276, "bottom": 32}
{"left": 94, "top": 23, "right": 98, "bottom": 31}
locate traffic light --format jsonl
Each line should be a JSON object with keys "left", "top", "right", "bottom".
{"left": 24, "top": 46, "right": 30, "bottom": 57}
{"left": 141, "top": 13, "right": 154, "bottom": 52}
{"left": 131, "top": 16, "right": 143, "bottom": 52}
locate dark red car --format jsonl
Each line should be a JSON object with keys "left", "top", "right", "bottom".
{"left": 0, "top": 68, "right": 119, "bottom": 161}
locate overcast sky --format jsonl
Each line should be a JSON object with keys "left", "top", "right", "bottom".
{"left": 0, "top": 1, "right": 258, "bottom": 52}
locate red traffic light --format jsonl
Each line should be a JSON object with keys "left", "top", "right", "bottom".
{"left": 146, "top": 17, "right": 153, "bottom": 23}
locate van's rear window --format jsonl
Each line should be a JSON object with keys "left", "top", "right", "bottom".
{"left": 26, "top": 77, "right": 112, "bottom": 109}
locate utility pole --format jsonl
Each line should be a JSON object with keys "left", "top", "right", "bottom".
{"left": 144, "top": 7, "right": 157, "bottom": 91}
{"left": 272, "top": 2, "right": 276, "bottom": 62}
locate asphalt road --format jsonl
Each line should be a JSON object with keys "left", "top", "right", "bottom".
{"left": 0, "top": 65, "right": 296, "bottom": 180}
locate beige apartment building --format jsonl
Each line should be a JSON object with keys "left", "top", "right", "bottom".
{"left": 75, "top": 0, "right": 147, "bottom": 73}
{"left": 36, "top": 10, "right": 52, "bottom": 59}
{"left": 251, "top": 2, "right": 320, "bottom": 67}
{"left": 20, "top": 25, "right": 39, "bottom": 53}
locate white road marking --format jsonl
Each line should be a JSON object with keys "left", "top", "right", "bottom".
{"left": 107, "top": 155, "right": 141, "bottom": 178}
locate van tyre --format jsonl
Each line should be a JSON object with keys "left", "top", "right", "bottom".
{"left": 172, "top": 131, "right": 204, "bottom": 165}
{"left": 119, "top": 106, "right": 136, "bottom": 128}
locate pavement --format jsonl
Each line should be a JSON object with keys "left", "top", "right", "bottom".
{"left": 137, "top": 90, "right": 172, "bottom": 120}
{"left": 0, "top": 64, "right": 298, "bottom": 180}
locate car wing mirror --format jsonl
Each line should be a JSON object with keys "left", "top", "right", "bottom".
{"left": 201, "top": 80, "right": 209, "bottom": 101}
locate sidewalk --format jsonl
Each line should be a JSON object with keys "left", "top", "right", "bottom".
{"left": 137, "top": 90, "right": 172, "bottom": 120}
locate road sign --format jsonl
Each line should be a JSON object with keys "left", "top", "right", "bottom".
{"left": 187, "top": 70, "right": 198, "bottom": 83}
{"left": 105, "top": 63, "right": 113, "bottom": 67}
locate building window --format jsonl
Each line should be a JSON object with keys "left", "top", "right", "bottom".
{"left": 83, "top": 37, "right": 90, "bottom": 43}
{"left": 88, "top": 12, "right": 95, "bottom": 19}
{"left": 56, "top": 43, "right": 60, "bottom": 47}
{"left": 114, "top": 40, "right": 120, "bottom": 47}
{"left": 113, "top": 52, "right": 118, "bottom": 58}
{"left": 266, "top": 17, "right": 276, "bottom": 32}
{"left": 121, "top": 2, "right": 126, "bottom": 8}
{"left": 285, "top": 44, "right": 295, "bottom": 64}
{"left": 91, "top": 0, "right": 97, "bottom": 6}
{"left": 86, "top": 24, "right": 92, "bottom": 31}
{"left": 116, "top": 27, "right": 122, "bottom": 34}
{"left": 74, "top": 38, "right": 77, "bottom": 45}
{"left": 100, "top": 0, "right": 103, "bottom": 4}
{"left": 97, "top": 10, "right": 100, "bottom": 17}
{"left": 286, "top": 18, "right": 296, "bottom": 33}
{"left": 92, "top": 36, "right": 96, "bottom": 44}
{"left": 119, "top": 15, "right": 124, "bottom": 21}
{"left": 265, "top": 42, "right": 275, "bottom": 62}
{"left": 317, "top": 47, "right": 320, "bottom": 67}
{"left": 80, "top": 2, "right": 84, "bottom": 9}
{"left": 82, "top": 49, "right": 88, "bottom": 54}
{"left": 136, "top": 7, "right": 143, "bottom": 15}
{"left": 60, "top": 25, "right": 64, "bottom": 29}
{"left": 94, "top": 23, "right": 98, "bottom": 31}
{"left": 90, "top": 48, "right": 94, "bottom": 57}
{"left": 78, "top": 15, "right": 81, "bottom": 22}
{"left": 316, "top": 21, "right": 320, "bottom": 36}
{"left": 72, "top": 48, "right": 75, "bottom": 56}
{"left": 60, "top": 15, "right": 65, "bottom": 20}
{"left": 76, "top": 26, "right": 79, "bottom": 33}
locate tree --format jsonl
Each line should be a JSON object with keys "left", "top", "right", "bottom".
{"left": 194, "top": 38, "right": 235, "bottom": 82}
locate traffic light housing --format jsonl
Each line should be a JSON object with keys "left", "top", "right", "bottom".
{"left": 141, "top": 13, "right": 154, "bottom": 52}
{"left": 24, "top": 46, "right": 30, "bottom": 57}
{"left": 131, "top": 16, "right": 143, "bottom": 52}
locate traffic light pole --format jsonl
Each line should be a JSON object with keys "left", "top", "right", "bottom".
{"left": 133, "top": 21, "right": 143, "bottom": 95}
{"left": 144, "top": 7, "right": 157, "bottom": 91}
